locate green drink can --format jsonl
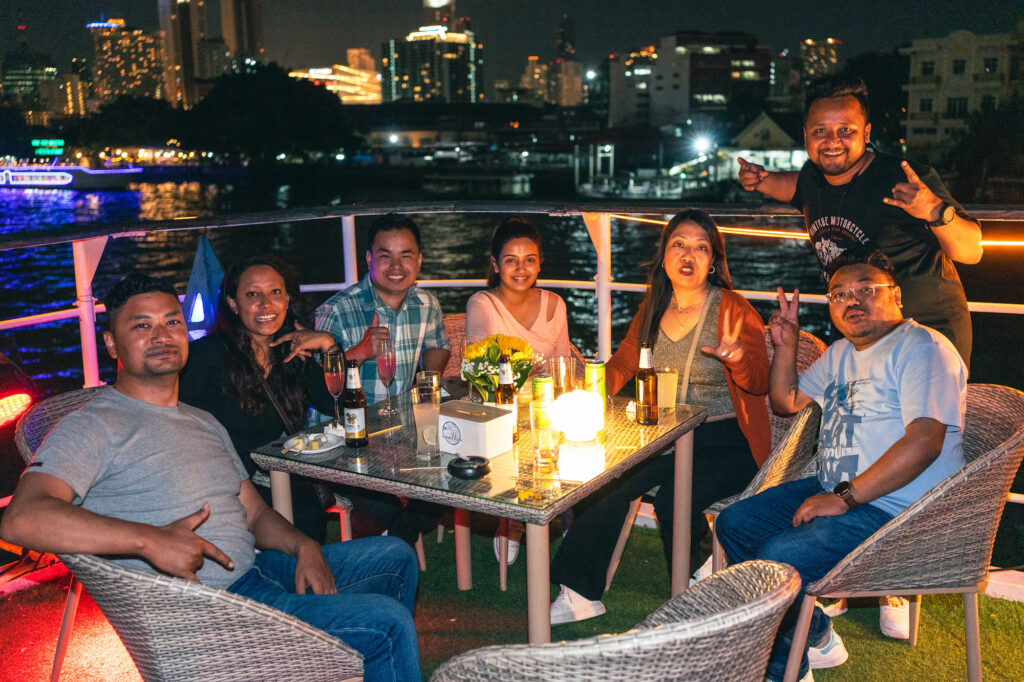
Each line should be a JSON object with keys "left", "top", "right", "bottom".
{"left": 584, "top": 360, "right": 606, "bottom": 398}
{"left": 532, "top": 376, "right": 554, "bottom": 403}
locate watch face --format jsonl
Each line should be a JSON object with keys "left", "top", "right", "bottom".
{"left": 834, "top": 481, "right": 850, "bottom": 496}
{"left": 942, "top": 204, "right": 956, "bottom": 223}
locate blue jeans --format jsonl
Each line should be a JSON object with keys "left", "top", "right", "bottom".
{"left": 717, "top": 477, "right": 893, "bottom": 679}
{"left": 228, "top": 536, "right": 421, "bottom": 682}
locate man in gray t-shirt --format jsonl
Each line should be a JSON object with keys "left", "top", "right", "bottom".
{"left": 1, "top": 273, "right": 422, "bottom": 681}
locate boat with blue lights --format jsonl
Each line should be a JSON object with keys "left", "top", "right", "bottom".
{"left": 0, "top": 164, "right": 143, "bottom": 190}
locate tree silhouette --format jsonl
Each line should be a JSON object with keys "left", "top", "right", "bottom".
{"left": 945, "top": 94, "right": 1024, "bottom": 202}
{"left": 63, "top": 96, "right": 183, "bottom": 151}
{"left": 839, "top": 50, "right": 909, "bottom": 153}
{"left": 182, "top": 63, "right": 353, "bottom": 163}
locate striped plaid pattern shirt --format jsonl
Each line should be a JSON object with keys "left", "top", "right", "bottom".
{"left": 314, "top": 274, "right": 449, "bottom": 407}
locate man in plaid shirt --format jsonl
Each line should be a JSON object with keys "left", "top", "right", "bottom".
{"left": 313, "top": 214, "right": 450, "bottom": 546}
{"left": 315, "top": 213, "right": 450, "bottom": 406}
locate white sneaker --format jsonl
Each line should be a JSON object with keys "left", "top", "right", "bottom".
{"left": 807, "top": 627, "right": 848, "bottom": 669}
{"left": 818, "top": 597, "right": 848, "bottom": 618}
{"left": 689, "top": 555, "right": 713, "bottom": 586}
{"left": 492, "top": 534, "right": 520, "bottom": 565}
{"left": 550, "top": 584, "right": 606, "bottom": 626}
{"left": 879, "top": 596, "right": 910, "bottom": 639}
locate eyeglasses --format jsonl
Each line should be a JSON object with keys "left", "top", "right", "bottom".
{"left": 824, "top": 283, "right": 897, "bottom": 306}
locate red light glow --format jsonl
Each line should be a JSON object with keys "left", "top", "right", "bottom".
{"left": 0, "top": 393, "right": 32, "bottom": 428}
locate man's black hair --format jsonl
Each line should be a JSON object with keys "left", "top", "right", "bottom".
{"left": 103, "top": 272, "right": 179, "bottom": 329}
{"left": 826, "top": 249, "right": 896, "bottom": 282}
{"left": 366, "top": 213, "right": 422, "bottom": 253}
{"left": 804, "top": 76, "right": 871, "bottom": 124}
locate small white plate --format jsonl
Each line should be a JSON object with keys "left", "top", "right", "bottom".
{"left": 284, "top": 433, "right": 345, "bottom": 457}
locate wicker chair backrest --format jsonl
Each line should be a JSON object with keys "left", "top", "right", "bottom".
{"left": 60, "top": 553, "right": 362, "bottom": 682}
{"left": 430, "top": 560, "right": 799, "bottom": 682}
{"left": 14, "top": 386, "right": 108, "bottom": 465}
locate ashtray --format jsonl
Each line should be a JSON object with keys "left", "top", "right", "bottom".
{"left": 447, "top": 456, "right": 490, "bottom": 480}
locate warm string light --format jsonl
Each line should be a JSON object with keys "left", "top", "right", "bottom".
{"left": 609, "top": 214, "right": 1024, "bottom": 247}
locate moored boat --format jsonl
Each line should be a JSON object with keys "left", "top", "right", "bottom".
{"left": 0, "top": 165, "right": 143, "bottom": 190}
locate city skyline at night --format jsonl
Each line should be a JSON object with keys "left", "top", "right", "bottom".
{"left": 2, "top": 0, "right": 1020, "bottom": 95}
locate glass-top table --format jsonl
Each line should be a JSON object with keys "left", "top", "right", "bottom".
{"left": 251, "top": 393, "right": 706, "bottom": 643}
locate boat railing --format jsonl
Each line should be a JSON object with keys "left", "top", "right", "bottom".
{"left": 1, "top": 201, "right": 1022, "bottom": 389}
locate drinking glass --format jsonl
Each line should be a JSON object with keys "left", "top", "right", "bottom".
{"left": 416, "top": 370, "right": 440, "bottom": 389}
{"left": 376, "top": 338, "right": 398, "bottom": 417}
{"left": 411, "top": 384, "right": 441, "bottom": 457}
{"left": 656, "top": 367, "right": 679, "bottom": 412}
{"left": 321, "top": 350, "right": 346, "bottom": 426}
{"left": 548, "top": 356, "right": 576, "bottom": 398}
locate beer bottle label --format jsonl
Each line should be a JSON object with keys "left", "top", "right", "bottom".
{"left": 498, "top": 363, "right": 514, "bottom": 385}
{"left": 346, "top": 367, "right": 362, "bottom": 388}
{"left": 344, "top": 407, "right": 367, "bottom": 439}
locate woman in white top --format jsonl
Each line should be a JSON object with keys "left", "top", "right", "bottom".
{"left": 466, "top": 217, "right": 571, "bottom": 360}
{"left": 466, "top": 217, "right": 572, "bottom": 566}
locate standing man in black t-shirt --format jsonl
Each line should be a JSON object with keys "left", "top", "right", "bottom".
{"left": 736, "top": 77, "right": 982, "bottom": 367}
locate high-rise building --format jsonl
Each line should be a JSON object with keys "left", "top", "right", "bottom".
{"left": 800, "top": 38, "right": 842, "bottom": 82}
{"left": 549, "top": 14, "right": 583, "bottom": 107}
{"left": 38, "top": 73, "right": 88, "bottom": 117}
{"left": 1, "top": 39, "right": 58, "bottom": 107}
{"left": 158, "top": 0, "right": 207, "bottom": 108}
{"left": 220, "top": 0, "right": 265, "bottom": 61}
{"left": 347, "top": 48, "right": 375, "bottom": 73}
{"left": 381, "top": 20, "right": 484, "bottom": 103}
{"left": 518, "top": 56, "right": 549, "bottom": 106}
{"left": 87, "top": 18, "right": 164, "bottom": 101}
{"left": 609, "top": 31, "right": 770, "bottom": 128}
{"left": 902, "top": 28, "right": 1024, "bottom": 163}
{"left": 290, "top": 62, "right": 382, "bottom": 104}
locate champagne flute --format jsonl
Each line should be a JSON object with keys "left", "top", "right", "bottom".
{"left": 376, "top": 338, "right": 398, "bottom": 417}
{"left": 321, "top": 350, "right": 346, "bottom": 426}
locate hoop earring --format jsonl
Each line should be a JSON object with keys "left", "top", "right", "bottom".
{"left": 708, "top": 265, "right": 716, "bottom": 274}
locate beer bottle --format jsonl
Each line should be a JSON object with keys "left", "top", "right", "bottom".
{"left": 496, "top": 353, "right": 519, "bottom": 441}
{"left": 342, "top": 359, "right": 368, "bottom": 447}
{"left": 636, "top": 343, "right": 658, "bottom": 425}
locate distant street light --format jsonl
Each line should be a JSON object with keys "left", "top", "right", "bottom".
{"left": 389, "top": 134, "right": 399, "bottom": 144}
{"left": 693, "top": 136, "right": 712, "bottom": 154}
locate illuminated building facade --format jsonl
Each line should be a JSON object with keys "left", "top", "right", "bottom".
{"left": 382, "top": 22, "right": 484, "bottom": 103}
{"left": 1, "top": 40, "right": 58, "bottom": 106}
{"left": 158, "top": 0, "right": 206, "bottom": 108}
{"left": 348, "top": 48, "right": 376, "bottom": 73}
{"left": 220, "top": 0, "right": 265, "bottom": 60}
{"left": 902, "top": 28, "right": 1024, "bottom": 163}
{"left": 290, "top": 63, "right": 382, "bottom": 104}
{"left": 87, "top": 18, "right": 164, "bottom": 101}
{"left": 609, "top": 32, "right": 770, "bottom": 127}
{"left": 515, "top": 56, "right": 549, "bottom": 106}
{"left": 38, "top": 73, "right": 88, "bottom": 117}
{"left": 800, "top": 38, "right": 842, "bottom": 81}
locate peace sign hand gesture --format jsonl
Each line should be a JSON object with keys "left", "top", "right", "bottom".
{"left": 768, "top": 287, "right": 800, "bottom": 349}
{"left": 702, "top": 308, "right": 745, "bottom": 365}
{"left": 883, "top": 161, "right": 944, "bottom": 222}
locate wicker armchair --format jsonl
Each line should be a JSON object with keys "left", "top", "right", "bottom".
{"left": 778, "top": 383, "right": 1024, "bottom": 682}
{"left": 606, "top": 328, "right": 826, "bottom": 589}
{"left": 59, "top": 553, "right": 363, "bottom": 682}
{"left": 14, "top": 386, "right": 108, "bottom": 681}
{"left": 430, "top": 559, "right": 800, "bottom": 682}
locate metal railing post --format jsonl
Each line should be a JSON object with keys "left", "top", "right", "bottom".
{"left": 582, "top": 213, "right": 613, "bottom": 361}
{"left": 341, "top": 215, "right": 358, "bottom": 288}
{"left": 71, "top": 236, "right": 108, "bottom": 388}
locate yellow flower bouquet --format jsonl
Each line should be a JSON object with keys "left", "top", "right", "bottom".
{"left": 461, "top": 334, "right": 536, "bottom": 403}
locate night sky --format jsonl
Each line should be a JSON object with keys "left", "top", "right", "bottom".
{"left": 2, "top": 0, "right": 1020, "bottom": 88}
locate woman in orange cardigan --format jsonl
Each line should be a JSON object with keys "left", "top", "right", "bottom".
{"left": 550, "top": 208, "right": 771, "bottom": 625}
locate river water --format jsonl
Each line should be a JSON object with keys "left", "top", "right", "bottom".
{"left": 0, "top": 182, "right": 1019, "bottom": 399}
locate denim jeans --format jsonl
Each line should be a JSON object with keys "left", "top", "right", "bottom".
{"left": 228, "top": 536, "right": 421, "bottom": 682}
{"left": 717, "top": 477, "right": 893, "bottom": 679}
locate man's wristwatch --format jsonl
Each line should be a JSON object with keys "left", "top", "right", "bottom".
{"left": 833, "top": 480, "right": 859, "bottom": 509}
{"left": 926, "top": 202, "right": 956, "bottom": 228}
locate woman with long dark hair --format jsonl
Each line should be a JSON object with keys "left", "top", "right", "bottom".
{"left": 180, "top": 254, "right": 341, "bottom": 541}
{"left": 549, "top": 209, "right": 772, "bottom": 625}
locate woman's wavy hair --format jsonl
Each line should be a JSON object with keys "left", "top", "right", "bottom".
{"left": 639, "top": 209, "right": 734, "bottom": 347}
{"left": 212, "top": 253, "right": 311, "bottom": 425}
{"left": 486, "top": 217, "right": 544, "bottom": 289}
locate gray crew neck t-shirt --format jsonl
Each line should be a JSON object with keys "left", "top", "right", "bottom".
{"left": 28, "top": 387, "right": 256, "bottom": 589}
